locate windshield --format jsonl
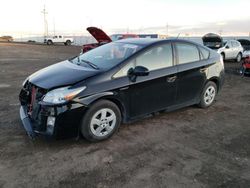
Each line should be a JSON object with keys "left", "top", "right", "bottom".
{"left": 71, "top": 42, "right": 142, "bottom": 70}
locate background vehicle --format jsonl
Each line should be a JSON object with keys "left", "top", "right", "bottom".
{"left": 110, "top": 34, "right": 139, "bottom": 41}
{"left": 44, "top": 35, "right": 74, "bottom": 45}
{"left": 240, "top": 55, "right": 250, "bottom": 76}
{"left": 202, "top": 33, "right": 223, "bottom": 49}
{"left": 82, "top": 27, "right": 112, "bottom": 53}
{"left": 237, "top": 39, "right": 250, "bottom": 58}
{"left": 82, "top": 27, "right": 139, "bottom": 53}
{"left": 19, "top": 39, "right": 224, "bottom": 141}
{"left": 217, "top": 40, "right": 243, "bottom": 62}
{"left": 202, "top": 33, "right": 243, "bottom": 62}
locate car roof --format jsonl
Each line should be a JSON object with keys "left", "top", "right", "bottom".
{"left": 114, "top": 38, "right": 200, "bottom": 47}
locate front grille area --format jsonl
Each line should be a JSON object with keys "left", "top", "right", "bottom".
{"left": 19, "top": 81, "right": 48, "bottom": 131}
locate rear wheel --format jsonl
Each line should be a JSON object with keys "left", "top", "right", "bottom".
{"left": 236, "top": 53, "right": 242, "bottom": 63}
{"left": 81, "top": 100, "right": 121, "bottom": 142}
{"left": 47, "top": 40, "right": 53, "bottom": 45}
{"left": 198, "top": 81, "right": 217, "bottom": 108}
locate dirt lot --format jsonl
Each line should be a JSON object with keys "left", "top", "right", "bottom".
{"left": 0, "top": 42, "right": 250, "bottom": 188}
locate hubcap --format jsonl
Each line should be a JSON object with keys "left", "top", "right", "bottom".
{"left": 204, "top": 86, "right": 216, "bottom": 105}
{"left": 90, "top": 108, "right": 116, "bottom": 137}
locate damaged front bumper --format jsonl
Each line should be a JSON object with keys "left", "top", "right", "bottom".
{"left": 19, "top": 102, "right": 87, "bottom": 139}
{"left": 20, "top": 105, "right": 36, "bottom": 139}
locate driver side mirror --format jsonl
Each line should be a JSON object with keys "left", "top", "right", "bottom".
{"left": 225, "top": 45, "right": 230, "bottom": 49}
{"left": 128, "top": 66, "right": 149, "bottom": 82}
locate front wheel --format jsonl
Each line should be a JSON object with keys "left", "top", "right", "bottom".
{"left": 198, "top": 81, "right": 217, "bottom": 108}
{"left": 65, "top": 40, "right": 71, "bottom": 46}
{"left": 81, "top": 100, "right": 121, "bottom": 142}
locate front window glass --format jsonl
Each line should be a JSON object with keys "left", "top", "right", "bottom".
{"left": 70, "top": 42, "right": 142, "bottom": 70}
{"left": 136, "top": 44, "right": 173, "bottom": 70}
{"left": 114, "top": 43, "right": 173, "bottom": 78}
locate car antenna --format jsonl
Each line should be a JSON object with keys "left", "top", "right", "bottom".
{"left": 176, "top": 33, "right": 181, "bottom": 39}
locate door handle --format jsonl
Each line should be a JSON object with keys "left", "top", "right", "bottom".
{"left": 167, "top": 76, "right": 177, "bottom": 83}
{"left": 200, "top": 67, "right": 207, "bottom": 73}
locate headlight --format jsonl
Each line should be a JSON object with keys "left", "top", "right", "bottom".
{"left": 42, "top": 86, "right": 86, "bottom": 104}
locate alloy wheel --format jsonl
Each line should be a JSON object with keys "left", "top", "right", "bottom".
{"left": 204, "top": 86, "right": 216, "bottom": 105}
{"left": 90, "top": 108, "right": 116, "bottom": 137}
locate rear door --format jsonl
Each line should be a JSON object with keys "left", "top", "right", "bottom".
{"left": 232, "top": 41, "right": 241, "bottom": 57}
{"left": 174, "top": 42, "right": 207, "bottom": 105}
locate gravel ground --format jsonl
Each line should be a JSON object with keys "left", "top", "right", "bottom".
{"left": 0, "top": 42, "right": 250, "bottom": 188}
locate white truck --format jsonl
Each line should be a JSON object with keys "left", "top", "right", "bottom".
{"left": 44, "top": 35, "right": 74, "bottom": 45}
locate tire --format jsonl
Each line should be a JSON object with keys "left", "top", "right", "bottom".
{"left": 81, "top": 100, "right": 121, "bottom": 142}
{"left": 47, "top": 40, "right": 52, "bottom": 45}
{"left": 198, "top": 81, "right": 217, "bottom": 108}
{"left": 236, "top": 53, "right": 242, "bottom": 63}
{"left": 66, "top": 40, "right": 71, "bottom": 46}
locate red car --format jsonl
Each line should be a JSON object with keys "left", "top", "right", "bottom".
{"left": 82, "top": 27, "right": 112, "bottom": 53}
{"left": 82, "top": 27, "right": 139, "bottom": 53}
{"left": 241, "top": 55, "right": 250, "bottom": 76}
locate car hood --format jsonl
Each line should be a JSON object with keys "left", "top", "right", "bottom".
{"left": 87, "top": 27, "right": 112, "bottom": 43}
{"left": 29, "top": 60, "right": 99, "bottom": 89}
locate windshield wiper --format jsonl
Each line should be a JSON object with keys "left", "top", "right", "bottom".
{"left": 81, "top": 59, "right": 99, "bottom": 70}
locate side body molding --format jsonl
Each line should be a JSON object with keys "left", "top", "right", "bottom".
{"left": 75, "top": 92, "right": 115, "bottom": 106}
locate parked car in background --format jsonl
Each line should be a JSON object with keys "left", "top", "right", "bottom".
{"left": 19, "top": 38, "right": 224, "bottom": 141}
{"left": 110, "top": 34, "right": 139, "bottom": 41}
{"left": 82, "top": 27, "right": 139, "bottom": 53}
{"left": 240, "top": 55, "right": 250, "bottom": 76}
{"left": 202, "top": 33, "right": 224, "bottom": 49}
{"left": 217, "top": 40, "right": 243, "bottom": 62}
{"left": 237, "top": 39, "right": 250, "bottom": 58}
{"left": 82, "top": 27, "right": 112, "bottom": 53}
{"left": 44, "top": 35, "right": 74, "bottom": 45}
{"left": 0, "top": 35, "right": 13, "bottom": 42}
{"left": 202, "top": 33, "right": 243, "bottom": 62}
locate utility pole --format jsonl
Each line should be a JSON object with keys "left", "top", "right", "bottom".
{"left": 41, "top": 5, "right": 48, "bottom": 39}
{"left": 218, "top": 28, "right": 223, "bottom": 36}
{"left": 53, "top": 17, "right": 56, "bottom": 36}
{"left": 166, "top": 22, "right": 169, "bottom": 36}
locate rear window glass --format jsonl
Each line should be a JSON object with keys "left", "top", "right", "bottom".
{"left": 176, "top": 43, "right": 200, "bottom": 64}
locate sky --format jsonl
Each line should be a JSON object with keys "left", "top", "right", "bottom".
{"left": 0, "top": 0, "right": 250, "bottom": 37}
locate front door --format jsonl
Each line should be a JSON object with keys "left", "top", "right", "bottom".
{"left": 117, "top": 43, "right": 177, "bottom": 118}
{"left": 129, "top": 66, "right": 177, "bottom": 117}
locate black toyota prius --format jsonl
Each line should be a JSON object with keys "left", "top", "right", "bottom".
{"left": 19, "top": 38, "right": 224, "bottom": 141}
